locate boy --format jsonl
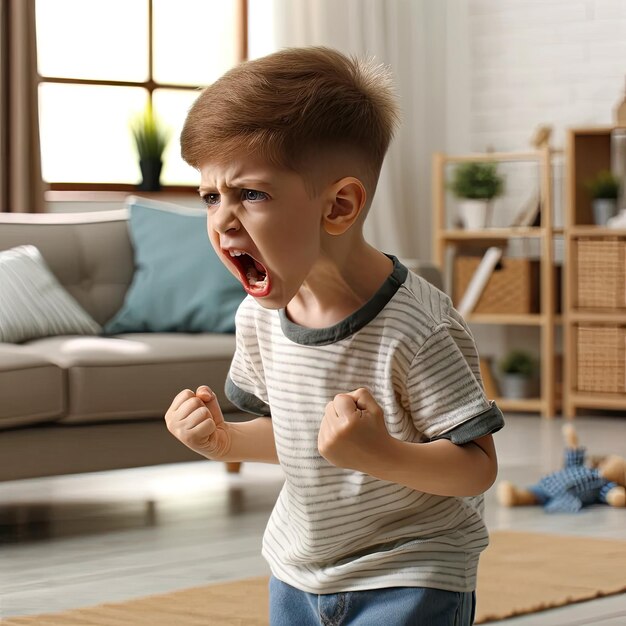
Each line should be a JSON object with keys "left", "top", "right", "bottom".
{"left": 166, "top": 46, "right": 504, "bottom": 625}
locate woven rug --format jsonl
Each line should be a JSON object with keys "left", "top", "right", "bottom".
{"left": 3, "top": 531, "right": 626, "bottom": 625}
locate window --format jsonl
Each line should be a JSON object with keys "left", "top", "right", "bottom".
{"left": 36, "top": 0, "right": 246, "bottom": 189}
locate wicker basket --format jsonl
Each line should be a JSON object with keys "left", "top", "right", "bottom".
{"left": 453, "top": 256, "right": 540, "bottom": 314}
{"left": 576, "top": 325, "right": 626, "bottom": 394}
{"left": 576, "top": 237, "right": 626, "bottom": 310}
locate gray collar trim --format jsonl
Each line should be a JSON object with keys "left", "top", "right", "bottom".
{"left": 278, "top": 255, "right": 408, "bottom": 346}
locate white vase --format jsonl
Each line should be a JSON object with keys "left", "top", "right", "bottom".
{"left": 500, "top": 375, "right": 536, "bottom": 399}
{"left": 458, "top": 199, "right": 489, "bottom": 229}
{"left": 592, "top": 198, "right": 617, "bottom": 226}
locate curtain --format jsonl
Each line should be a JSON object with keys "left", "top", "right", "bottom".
{"left": 248, "top": 0, "right": 469, "bottom": 261}
{"left": 0, "top": 0, "right": 45, "bottom": 213}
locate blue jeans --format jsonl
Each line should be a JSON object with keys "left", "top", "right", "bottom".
{"left": 269, "top": 576, "right": 476, "bottom": 626}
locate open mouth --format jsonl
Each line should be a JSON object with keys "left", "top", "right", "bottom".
{"left": 227, "top": 250, "right": 271, "bottom": 296}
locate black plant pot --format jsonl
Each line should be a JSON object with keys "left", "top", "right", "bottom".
{"left": 138, "top": 159, "right": 163, "bottom": 192}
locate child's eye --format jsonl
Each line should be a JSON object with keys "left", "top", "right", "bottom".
{"left": 201, "top": 193, "right": 220, "bottom": 207}
{"left": 242, "top": 189, "right": 268, "bottom": 202}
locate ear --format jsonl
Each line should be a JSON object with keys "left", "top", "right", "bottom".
{"left": 322, "top": 177, "right": 367, "bottom": 236}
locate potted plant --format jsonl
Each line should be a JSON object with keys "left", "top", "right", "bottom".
{"left": 584, "top": 170, "right": 620, "bottom": 226}
{"left": 448, "top": 161, "right": 505, "bottom": 229}
{"left": 130, "top": 102, "right": 170, "bottom": 192}
{"left": 498, "top": 349, "right": 538, "bottom": 399}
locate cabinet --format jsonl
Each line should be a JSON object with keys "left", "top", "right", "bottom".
{"left": 563, "top": 127, "right": 626, "bottom": 417}
{"left": 432, "top": 145, "right": 560, "bottom": 418}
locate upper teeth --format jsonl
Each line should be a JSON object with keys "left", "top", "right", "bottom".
{"left": 229, "top": 250, "right": 245, "bottom": 257}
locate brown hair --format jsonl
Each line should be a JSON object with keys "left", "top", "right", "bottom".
{"left": 180, "top": 46, "right": 400, "bottom": 200}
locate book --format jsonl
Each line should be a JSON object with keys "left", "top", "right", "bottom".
{"left": 456, "top": 246, "right": 503, "bottom": 316}
{"left": 510, "top": 189, "right": 541, "bottom": 227}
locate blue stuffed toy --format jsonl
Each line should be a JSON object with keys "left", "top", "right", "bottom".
{"left": 497, "top": 425, "right": 626, "bottom": 513}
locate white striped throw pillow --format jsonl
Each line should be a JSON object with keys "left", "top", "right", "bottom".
{"left": 0, "top": 245, "right": 101, "bottom": 343}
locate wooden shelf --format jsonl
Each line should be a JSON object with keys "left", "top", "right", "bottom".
{"left": 568, "top": 393, "right": 626, "bottom": 410}
{"left": 466, "top": 313, "right": 543, "bottom": 325}
{"left": 441, "top": 150, "right": 541, "bottom": 164}
{"left": 495, "top": 397, "right": 544, "bottom": 413}
{"left": 569, "top": 310, "right": 626, "bottom": 323}
{"left": 433, "top": 145, "right": 559, "bottom": 418}
{"left": 568, "top": 125, "right": 615, "bottom": 136}
{"left": 466, "top": 314, "right": 564, "bottom": 325}
{"left": 569, "top": 226, "right": 626, "bottom": 237}
{"left": 438, "top": 228, "right": 545, "bottom": 241}
{"left": 563, "top": 126, "right": 626, "bottom": 418}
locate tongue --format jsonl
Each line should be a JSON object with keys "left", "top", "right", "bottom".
{"left": 246, "top": 266, "right": 260, "bottom": 284}
{"left": 244, "top": 256, "right": 266, "bottom": 287}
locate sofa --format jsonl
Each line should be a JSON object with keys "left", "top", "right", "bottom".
{"left": 0, "top": 198, "right": 443, "bottom": 482}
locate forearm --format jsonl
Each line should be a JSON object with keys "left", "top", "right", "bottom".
{"left": 369, "top": 435, "right": 498, "bottom": 497}
{"left": 222, "top": 417, "right": 279, "bottom": 464}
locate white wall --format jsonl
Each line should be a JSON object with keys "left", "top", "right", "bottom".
{"left": 468, "top": 0, "right": 626, "bottom": 151}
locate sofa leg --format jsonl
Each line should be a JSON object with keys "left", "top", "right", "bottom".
{"left": 225, "top": 461, "right": 242, "bottom": 474}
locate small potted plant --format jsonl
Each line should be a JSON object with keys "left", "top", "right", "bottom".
{"left": 498, "top": 349, "right": 538, "bottom": 399}
{"left": 448, "top": 161, "right": 505, "bottom": 229}
{"left": 584, "top": 170, "right": 620, "bottom": 226}
{"left": 130, "top": 102, "right": 170, "bottom": 192}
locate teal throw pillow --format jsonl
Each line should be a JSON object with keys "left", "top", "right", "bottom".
{"left": 103, "top": 197, "right": 246, "bottom": 334}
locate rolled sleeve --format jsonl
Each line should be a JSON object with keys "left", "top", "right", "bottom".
{"left": 433, "top": 401, "right": 504, "bottom": 444}
{"left": 225, "top": 377, "right": 271, "bottom": 417}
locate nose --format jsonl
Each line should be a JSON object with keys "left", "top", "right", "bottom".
{"left": 211, "top": 200, "right": 240, "bottom": 234}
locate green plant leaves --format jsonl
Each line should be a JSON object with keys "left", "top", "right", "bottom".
{"left": 499, "top": 350, "right": 537, "bottom": 377}
{"left": 448, "top": 162, "right": 505, "bottom": 200}
{"left": 130, "top": 103, "right": 171, "bottom": 161}
{"left": 584, "top": 170, "right": 620, "bottom": 200}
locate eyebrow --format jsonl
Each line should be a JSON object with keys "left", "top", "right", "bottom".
{"left": 198, "top": 179, "right": 275, "bottom": 195}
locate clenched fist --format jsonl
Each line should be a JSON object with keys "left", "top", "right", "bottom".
{"left": 165, "top": 386, "right": 231, "bottom": 459}
{"left": 318, "top": 387, "right": 394, "bottom": 474}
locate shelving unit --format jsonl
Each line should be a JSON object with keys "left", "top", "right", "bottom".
{"left": 432, "top": 145, "right": 560, "bottom": 418}
{"left": 563, "top": 126, "right": 626, "bottom": 418}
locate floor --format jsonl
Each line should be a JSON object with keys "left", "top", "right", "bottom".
{"left": 1, "top": 413, "right": 625, "bottom": 625}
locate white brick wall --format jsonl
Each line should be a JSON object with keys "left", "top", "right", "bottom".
{"left": 469, "top": 0, "right": 626, "bottom": 152}
{"left": 461, "top": 0, "right": 626, "bottom": 231}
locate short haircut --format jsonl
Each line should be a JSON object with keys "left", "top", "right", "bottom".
{"left": 180, "top": 46, "right": 400, "bottom": 201}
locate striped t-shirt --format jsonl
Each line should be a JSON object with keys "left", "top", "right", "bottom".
{"left": 225, "top": 256, "right": 504, "bottom": 594}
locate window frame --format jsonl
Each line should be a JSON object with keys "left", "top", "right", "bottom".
{"left": 38, "top": 0, "right": 248, "bottom": 192}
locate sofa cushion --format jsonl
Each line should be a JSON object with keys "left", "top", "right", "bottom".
{"left": 0, "top": 345, "right": 65, "bottom": 429}
{"left": 103, "top": 197, "right": 246, "bottom": 335}
{"left": 22, "top": 333, "right": 237, "bottom": 423}
{"left": 0, "top": 210, "right": 134, "bottom": 326}
{"left": 0, "top": 245, "right": 101, "bottom": 343}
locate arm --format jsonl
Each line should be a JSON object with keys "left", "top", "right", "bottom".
{"left": 373, "top": 434, "right": 497, "bottom": 497}
{"left": 318, "top": 388, "right": 497, "bottom": 497}
{"left": 165, "top": 386, "right": 279, "bottom": 464}
{"left": 224, "top": 417, "right": 278, "bottom": 464}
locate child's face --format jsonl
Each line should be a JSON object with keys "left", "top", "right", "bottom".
{"left": 198, "top": 154, "right": 327, "bottom": 309}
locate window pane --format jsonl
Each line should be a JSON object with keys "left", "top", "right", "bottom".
{"left": 39, "top": 84, "right": 148, "bottom": 183}
{"left": 153, "top": 89, "right": 202, "bottom": 187}
{"left": 36, "top": 0, "right": 148, "bottom": 81}
{"left": 247, "top": 0, "right": 276, "bottom": 60}
{"left": 153, "top": 0, "right": 240, "bottom": 86}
